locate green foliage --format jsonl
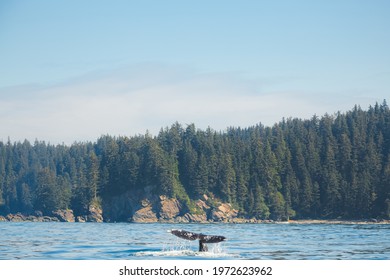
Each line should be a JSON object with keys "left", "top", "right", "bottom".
{"left": 34, "top": 168, "right": 71, "bottom": 215}
{"left": 0, "top": 101, "right": 390, "bottom": 220}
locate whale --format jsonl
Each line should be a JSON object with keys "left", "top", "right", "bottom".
{"left": 169, "top": 229, "right": 226, "bottom": 252}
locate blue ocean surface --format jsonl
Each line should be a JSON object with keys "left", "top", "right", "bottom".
{"left": 0, "top": 222, "right": 389, "bottom": 260}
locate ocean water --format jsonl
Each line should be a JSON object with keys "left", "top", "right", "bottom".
{"left": 0, "top": 222, "right": 389, "bottom": 260}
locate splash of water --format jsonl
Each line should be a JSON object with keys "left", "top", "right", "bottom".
{"left": 133, "top": 238, "right": 233, "bottom": 258}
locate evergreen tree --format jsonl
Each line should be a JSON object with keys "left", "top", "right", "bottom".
{"left": 0, "top": 102, "right": 389, "bottom": 220}
{"left": 34, "top": 168, "right": 65, "bottom": 215}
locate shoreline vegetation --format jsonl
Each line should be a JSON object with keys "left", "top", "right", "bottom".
{"left": 1, "top": 213, "right": 389, "bottom": 224}
{"left": 1, "top": 102, "right": 390, "bottom": 222}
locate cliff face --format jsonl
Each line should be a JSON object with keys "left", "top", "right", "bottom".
{"left": 101, "top": 186, "right": 239, "bottom": 223}
{"left": 0, "top": 187, "right": 240, "bottom": 223}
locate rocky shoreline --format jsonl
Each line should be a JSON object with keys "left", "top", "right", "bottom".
{"left": 1, "top": 194, "right": 389, "bottom": 224}
{"left": 0, "top": 212, "right": 252, "bottom": 223}
{"left": 1, "top": 212, "right": 389, "bottom": 224}
{"left": 0, "top": 208, "right": 104, "bottom": 223}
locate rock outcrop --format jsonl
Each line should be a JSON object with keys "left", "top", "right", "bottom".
{"left": 0, "top": 188, "right": 241, "bottom": 223}
{"left": 210, "top": 203, "right": 239, "bottom": 222}
{"left": 75, "top": 205, "right": 104, "bottom": 222}
{"left": 100, "top": 186, "right": 241, "bottom": 223}
{"left": 6, "top": 213, "right": 26, "bottom": 222}
{"left": 132, "top": 199, "right": 158, "bottom": 222}
{"left": 88, "top": 205, "right": 103, "bottom": 222}
{"left": 1, "top": 213, "right": 60, "bottom": 222}
{"left": 159, "top": 195, "right": 181, "bottom": 221}
{"left": 132, "top": 206, "right": 158, "bottom": 222}
{"left": 180, "top": 213, "right": 208, "bottom": 223}
{"left": 52, "top": 209, "right": 75, "bottom": 222}
{"left": 101, "top": 190, "right": 240, "bottom": 223}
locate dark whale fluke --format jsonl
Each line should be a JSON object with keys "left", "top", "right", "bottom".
{"left": 169, "top": 229, "right": 226, "bottom": 252}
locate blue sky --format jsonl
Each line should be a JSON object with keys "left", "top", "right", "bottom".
{"left": 0, "top": 0, "right": 389, "bottom": 144}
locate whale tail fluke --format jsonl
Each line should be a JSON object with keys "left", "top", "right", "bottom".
{"left": 169, "top": 229, "right": 226, "bottom": 252}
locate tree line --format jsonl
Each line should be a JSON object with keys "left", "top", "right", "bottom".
{"left": 1, "top": 101, "right": 389, "bottom": 220}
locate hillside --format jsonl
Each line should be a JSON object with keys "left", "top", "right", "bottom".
{"left": 1, "top": 101, "right": 390, "bottom": 222}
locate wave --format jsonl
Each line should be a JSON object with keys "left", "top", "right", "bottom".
{"left": 132, "top": 243, "right": 235, "bottom": 259}
{"left": 133, "top": 249, "right": 234, "bottom": 258}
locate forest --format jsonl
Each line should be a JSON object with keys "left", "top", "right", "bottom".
{"left": 1, "top": 101, "right": 390, "bottom": 221}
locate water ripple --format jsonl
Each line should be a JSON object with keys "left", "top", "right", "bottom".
{"left": 0, "top": 222, "right": 389, "bottom": 259}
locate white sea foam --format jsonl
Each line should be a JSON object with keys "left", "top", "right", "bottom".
{"left": 134, "top": 242, "right": 234, "bottom": 258}
{"left": 133, "top": 249, "right": 233, "bottom": 258}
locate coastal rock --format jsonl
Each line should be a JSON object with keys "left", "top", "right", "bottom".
{"left": 6, "top": 213, "right": 26, "bottom": 222}
{"left": 131, "top": 198, "right": 158, "bottom": 222}
{"left": 159, "top": 196, "right": 181, "bottom": 220}
{"left": 42, "top": 216, "right": 60, "bottom": 222}
{"left": 3, "top": 213, "right": 61, "bottom": 222}
{"left": 132, "top": 205, "right": 158, "bottom": 222}
{"left": 0, "top": 215, "right": 7, "bottom": 222}
{"left": 52, "top": 209, "right": 75, "bottom": 222}
{"left": 76, "top": 216, "right": 86, "bottom": 223}
{"left": 196, "top": 198, "right": 210, "bottom": 211}
{"left": 87, "top": 205, "right": 103, "bottom": 222}
{"left": 25, "top": 215, "right": 41, "bottom": 222}
{"left": 181, "top": 213, "right": 208, "bottom": 223}
{"left": 210, "top": 203, "right": 238, "bottom": 222}
{"left": 74, "top": 205, "right": 103, "bottom": 222}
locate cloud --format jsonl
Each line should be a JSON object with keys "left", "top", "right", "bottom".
{"left": 0, "top": 64, "right": 381, "bottom": 144}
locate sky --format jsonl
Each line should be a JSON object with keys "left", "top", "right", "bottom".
{"left": 0, "top": 0, "right": 389, "bottom": 144}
